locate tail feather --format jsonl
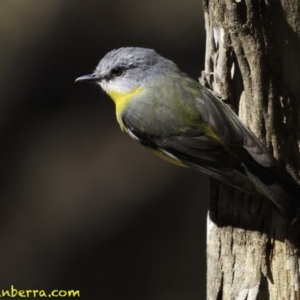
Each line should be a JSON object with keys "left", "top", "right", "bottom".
{"left": 242, "top": 162, "right": 300, "bottom": 222}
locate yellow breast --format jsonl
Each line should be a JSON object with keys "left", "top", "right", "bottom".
{"left": 107, "top": 86, "right": 143, "bottom": 130}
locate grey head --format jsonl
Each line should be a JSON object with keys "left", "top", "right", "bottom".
{"left": 76, "top": 47, "right": 177, "bottom": 94}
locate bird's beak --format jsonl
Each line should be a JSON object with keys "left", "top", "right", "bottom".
{"left": 75, "top": 73, "right": 98, "bottom": 83}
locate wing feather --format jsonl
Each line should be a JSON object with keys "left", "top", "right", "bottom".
{"left": 200, "top": 88, "right": 274, "bottom": 167}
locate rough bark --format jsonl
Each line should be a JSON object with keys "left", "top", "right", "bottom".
{"left": 202, "top": 1, "right": 300, "bottom": 299}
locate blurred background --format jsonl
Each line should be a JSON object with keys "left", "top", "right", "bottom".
{"left": 0, "top": 1, "right": 208, "bottom": 299}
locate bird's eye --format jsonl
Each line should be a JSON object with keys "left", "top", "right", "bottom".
{"left": 111, "top": 67, "right": 123, "bottom": 77}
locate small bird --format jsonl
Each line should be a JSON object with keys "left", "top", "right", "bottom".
{"left": 76, "top": 47, "right": 299, "bottom": 222}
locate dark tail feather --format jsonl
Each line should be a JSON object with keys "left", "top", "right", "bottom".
{"left": 242, "top": 162, "right": 300, "bottom": 223}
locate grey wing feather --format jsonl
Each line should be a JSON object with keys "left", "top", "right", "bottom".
{"left": 200, "top": 88, "right": 274, "bottom": 168}
{"left": 157, "top": 133, "right": 256, "bottom": 193}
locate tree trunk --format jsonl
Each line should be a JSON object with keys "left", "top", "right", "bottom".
{"left": 202, "top": 0, "right": 300, "bottom": 299}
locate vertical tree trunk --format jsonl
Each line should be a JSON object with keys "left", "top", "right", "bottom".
{"left": 202, "top": 1, "right": 300, "bottom": 299}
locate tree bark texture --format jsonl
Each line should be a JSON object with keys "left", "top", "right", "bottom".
{"left": 202, "top": 1, "right": 300, "bottom": 299}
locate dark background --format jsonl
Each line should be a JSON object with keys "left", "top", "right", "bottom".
{"left": 0, "top": 1, "right": 208, "bottom": 299}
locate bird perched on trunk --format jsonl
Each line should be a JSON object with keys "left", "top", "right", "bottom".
{"left": 76, "top": 47, "right": 300, "bottom": 222}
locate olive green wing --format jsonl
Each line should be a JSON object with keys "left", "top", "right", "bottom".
{"left": 154, "top": 131, "right": 256, "bottom": 193}
{"left": 124, "top": 119, "right": 256, "bottom": 193}
{"left": 198, "top": 87, "right": 274, "bottom": 168}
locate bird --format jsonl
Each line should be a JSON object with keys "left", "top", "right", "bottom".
{"left": 76, "top": 47, "right": 300, "bottom": 222}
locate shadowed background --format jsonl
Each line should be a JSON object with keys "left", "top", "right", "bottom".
{"left": 0, "top": 1, "right": 208, "bottom": 299}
